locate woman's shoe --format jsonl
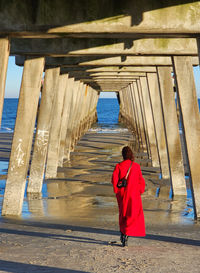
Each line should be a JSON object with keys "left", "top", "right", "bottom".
{"left": 120, "top": 232, "right": 124, "bottom": 244}
{"left": 122, "top": 234, "right": 128, "bottom": 247}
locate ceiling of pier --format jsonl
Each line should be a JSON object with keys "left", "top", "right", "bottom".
{"left": 1, "top": 0, "right": 200, "bottom": 38}
{"left": 3, "top": 0, "right": 199, "bottom": 92}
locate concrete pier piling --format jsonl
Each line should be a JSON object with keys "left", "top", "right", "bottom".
{"left": 139, "top": 76, "right": 160, "bottom": 168}
{"left": 0, "top": 37, "right": 10, "bottom": 128}
{"left": 2, "top": 57, "right": 44, "bottom": 215}
{"left": 137, "top": 79, "right": 151, "bottom": 158}
{"left": 173, "top": 56, "right": 200, "bottom": 218}
{"left": 75, "top": 82, "right": 85, "bottom": 142}
{"left": 27, "top": 67, "right": 60, "bottom": 193}
{"left": 128, "top": 86, "right": 141, "bottom": 148}
{"left": 157, "top": 66, "right": 186, "bottom": 196}
{"left": 58, "top": 77, "right": 74, "bottom": 167}
{"left": 78, "top": 84, "right": 91, "bottom": 139}
{"left": 147, "top": 72, "right": 170, "bottom": 179}
{"left": 126, "top": 85, "right": 134, "bottom": 130}
{"left": 136, "top": 79, "right": 149, "bottom": 154}
{"left": 132, "top": 81, "right": 147, "bottom": 150}
{"left": 45, "top": 73, "right": 69, "bottom": 179}
{"left": 70, "top": 81, "right": 82, "bottom": 151}
{"left": 125, "top": 86, "right": 135, "bottom": 132}
{"left": 64, "top": 80, "right": 80, "bottom": 159}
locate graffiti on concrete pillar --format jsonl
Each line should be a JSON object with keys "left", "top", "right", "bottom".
{"left": 36, "top": 129, "right": 49, "bottom": 155}
{"left": 16, "top": 139, "right": 25, "bottom": 167}
{"left": 11, "top": 139, "right": 25, "bottom": 171}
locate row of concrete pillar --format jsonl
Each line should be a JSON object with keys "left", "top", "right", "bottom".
{"left": 119, "top": 57, "right": 200, "bottom": 219}
{"left": 0, "top": 36, "right": 200, "bottom": 220}
{"left": 0, "top": 48, "right": 98, "bottom": 216}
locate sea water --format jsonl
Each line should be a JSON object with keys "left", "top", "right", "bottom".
{"left": 0, "top": 98, "right": 18, "bottom": 132}
{"left": 97, "top": 98, "right": 119, "bottom": 124}
{"left": 1, "top": 98, "right": 199, "bottom": 133}
{"left": 90, "top": 98, "right": 128, "bottom": 133}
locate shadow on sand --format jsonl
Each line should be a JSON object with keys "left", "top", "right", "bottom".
{"left": 1, "top": 219, "right": 200, "bottom": 247}
{"left": 0, "top": 260, "right": 89, "bottom": 273}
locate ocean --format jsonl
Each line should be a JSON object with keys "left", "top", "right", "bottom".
{"left": 0, "top": 98, "right": 121, "bottom": 133}
{"left": 91, "top": 98, "right": 128, "bottom": 133}
{"left": 0, "top": 98, "right": 18, "bottom": 132}
{"left": 1, "top": 98, "right": 200, "bottom": 133}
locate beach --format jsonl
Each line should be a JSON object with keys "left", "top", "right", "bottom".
{"left": 0, "top": 127, "right": 200, "bottom": 273}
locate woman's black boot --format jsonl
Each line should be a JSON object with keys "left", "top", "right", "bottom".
{"left": 122, "top": 235, "right": 128, "bottom": 247}
{"left": 120, "top": 232, "right": 124, "bottom": 244}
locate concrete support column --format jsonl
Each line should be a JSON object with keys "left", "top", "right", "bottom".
{"left": 2, "top": 57, "right": 44, "bottom": 216}
{"left": 127, "top": 85, "right": 136, "bottom": 130}
{"left": 87, "top": 89, "right": 95, "bottom": 127}
{"left": 80, "top": 84, "right": 91, "bottom": 136}
{"left": 125, "top": 87, "right": 132, "bottom": 125}
{"left": 121, "top": 88, "right": 127, "bottom": 123}
{"left": 0, "top": 37, "right": 10, "bottom": 127}
{"left": 90, "top": 90, "right": 98, "bottom": 124}
{"left": 27, "top": 67, "right": 60, "bottom": 193}
{"left": 75, "top": 83, "right": 85, "bottom": 141}
{"left": 58, "top": 77, "right": 74, "bottom": 167}
{"left": 119, "top": 90, "right": 124, "bottom": 122}
{"left": 93, "top": 91, "right": 99, "bottom": 123}
{"left": 82, "top": 86, "right": 92, "bottom": 132}
{"left": 87, "top": 88, "right": 97, "bottom": 129}
{"left": 71, "top": 82, "right": 83, "bottom": 149}
{"left": 130, "top": 84, "right": 139, "bottom": 134}
{"left": 136, "top": 79, "right": 149, "bottom": 154}
{"left": 120, "top": 89, "right": 126, "bottom": 122}
{"left": 126, "top": 85, "right": 134, "bottom": 130}
{"left": 172, "top": 56, "right": 200, "bottom": 217}
{"left": 64, "top": 80, "right": 80, "bottom": 158}
{"left": 118, "top": 90, "right": 123, "bottom": 122}
{"left": 157, "top": 66, "right": 186, "bottom": 195}
{"left": 129, "top": 84, "right": 141, "bottom": 149}
{"left": 77, "top": 84, "right": 86, "bottom": 138}
{"left": 123, "top": 88, "right": 131, "bottom": 126}
{"left": 94, "top": 91, "right": 99, "bottom": 116}
{"left": 127, "top": 86, "right": 133, "bottom": 126}
{"left": 132, "top": 81, "right": 146, "bottom": 151}
{"left": 45, "top": 73, "right": 68, "bottom": 178}
{"left": 140, "top": 76, "right": 160, "bottom": 167}
{"left": 89, "top": 88, "right": 98, "bottom": 125}
{"left": 147, "top": 72, "right": 170, "bottom": 179}
{"left": 120, "top": 89, "right": 126, "bottom": 123}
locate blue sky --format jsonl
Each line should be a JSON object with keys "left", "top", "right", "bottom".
{"left": 4, "top": 56, "right": 200, "bottom": 98}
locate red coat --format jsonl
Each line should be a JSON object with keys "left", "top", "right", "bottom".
{"left": 112, "top": 159, "right": 145, "bottom": 236}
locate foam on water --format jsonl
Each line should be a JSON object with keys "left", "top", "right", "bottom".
{"left": 1, "top": 127, "right": 13, "bottom": 132}
{"left": 89, "top": 127, "right": 128, "bottom": 133}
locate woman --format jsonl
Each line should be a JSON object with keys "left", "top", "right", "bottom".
{"left": 112, "top": 146, "right": 145, "bottom": 247}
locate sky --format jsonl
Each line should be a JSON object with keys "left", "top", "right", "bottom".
{"left": 4, "top": 56, "right": 200, "bottom": 98}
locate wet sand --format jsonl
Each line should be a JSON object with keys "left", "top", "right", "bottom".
{"left": 0, "top": 128, "right": 200, "bottom": 272}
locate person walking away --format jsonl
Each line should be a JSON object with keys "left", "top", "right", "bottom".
{"left": 112, "top": 146, "right": 146, "bottom": 246}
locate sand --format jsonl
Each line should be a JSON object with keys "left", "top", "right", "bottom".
{"left": 0, "top": 129, "right": 200, "bottom": 273}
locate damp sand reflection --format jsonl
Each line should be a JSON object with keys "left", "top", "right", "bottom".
{"left": 0, "top": 128, "right": 196, "bottom": 227}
